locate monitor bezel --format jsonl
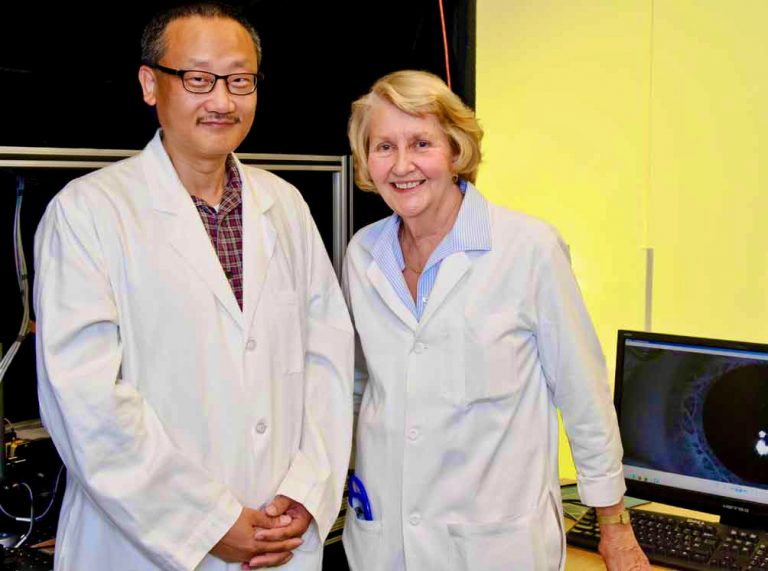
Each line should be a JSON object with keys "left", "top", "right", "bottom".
{"left": 614, "top": 329, "right": 768, "bottom": 530}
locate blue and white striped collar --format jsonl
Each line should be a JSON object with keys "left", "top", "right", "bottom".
{"left": 361, "top": 180, "right": 492, "bottom": 259}
{"left": 360, "top": 180, "right": 491, "bottom": 319}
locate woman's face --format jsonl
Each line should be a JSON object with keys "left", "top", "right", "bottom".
{"left": 366, "top": 101, "right": 458, "bottom": 223}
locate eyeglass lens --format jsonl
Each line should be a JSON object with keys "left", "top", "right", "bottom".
{"left": 182, "top": 71, "right": 256, "bottom": 95}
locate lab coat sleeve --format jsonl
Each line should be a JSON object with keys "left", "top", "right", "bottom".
{"left": 34, "top": 192, "right": 241, "bottom": 571}
{"left": 341, "top": 252, "right": 368, "bottom": 417}
{"left": 275, "top": 200, "right": 354, "bottom": 543}
{"left": 533, "top": 231, "right": 626, "bottom": 507}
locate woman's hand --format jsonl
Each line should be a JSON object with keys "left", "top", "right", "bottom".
{"left": 596, "top": 507, "right": 650, "bottom": 570}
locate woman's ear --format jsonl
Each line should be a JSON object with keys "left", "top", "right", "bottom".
{"left": 451, "top": 149, "right": 461, "bottom": 177}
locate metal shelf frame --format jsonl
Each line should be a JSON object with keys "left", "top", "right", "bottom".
{"left": 0, "top": 146, "right": 352, "bottom": 276}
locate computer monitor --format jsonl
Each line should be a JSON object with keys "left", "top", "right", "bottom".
{"left": 614, "top": 329, "right": 768, "bottom": 531}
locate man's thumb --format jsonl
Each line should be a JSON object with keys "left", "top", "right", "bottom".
{"left": 265, "top": 494, "right": 292, "bottom": 517}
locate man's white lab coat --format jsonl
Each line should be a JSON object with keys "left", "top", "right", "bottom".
{"left": 34, "top": 132, "right": 353, "bottom": 571}
{"left": 342, "top": 186, "right": 624, "bottom": 571}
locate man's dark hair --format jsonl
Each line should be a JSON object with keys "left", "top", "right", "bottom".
{"left": 141, "top": 2, "right": 262, "bottom": 67}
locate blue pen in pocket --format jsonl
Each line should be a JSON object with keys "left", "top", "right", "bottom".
{"left": 348, "top": 473, "right": 373, "bottom": 521}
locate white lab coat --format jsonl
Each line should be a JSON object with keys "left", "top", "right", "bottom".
{"left": 342, "top": 186, "right": 625, "bottom": 571}
{"left": 33, "top": 132, "right": 354, "bottom": 571}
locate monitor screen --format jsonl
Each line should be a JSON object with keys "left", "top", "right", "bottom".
{"left": 614, "top": 330, "right": 768, "bottom": 529}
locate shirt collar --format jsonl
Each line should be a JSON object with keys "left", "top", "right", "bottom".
{"left": 364, "top": 179, "right": 492, "bottom": 265}
{"left": 189, "top": 154, "right": 242, "bottom": 214}
{"left": 361, "top": 180, "right": 492, "bottom": 257}
{"left": 450, "top": 180, "right": 492, "bottom": 253}
{"left": 224, "top": 154, "right": 243, "bottom": 192}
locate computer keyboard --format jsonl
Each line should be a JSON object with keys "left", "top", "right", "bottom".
{"left": 566, "top": 507, "right": 768, "bottom": 570}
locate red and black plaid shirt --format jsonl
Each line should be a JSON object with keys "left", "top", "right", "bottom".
{"left": 190, "top": 155, "right": 244, "bottom": 309}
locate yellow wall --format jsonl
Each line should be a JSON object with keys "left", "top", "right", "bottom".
{"left": 477, "top": 1, "right": 768, "bottom": 479}
{"left": 649, "top": 1, "right": 768, "bottom": 342}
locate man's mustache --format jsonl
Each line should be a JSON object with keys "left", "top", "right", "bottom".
{"left": 197, "top": 114, "right": 240, "bottom": 124}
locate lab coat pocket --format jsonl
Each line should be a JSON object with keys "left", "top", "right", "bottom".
{"left": 342, "top": 506, "right": 384, "bottom": 571}
{"left": 447, "top": 511, "right": 545, "bottom": 571}
{"left": 464, "top": 311, "right": 519, "bottom": 403}
{"left": 267, "top": 291, "right": 304, "bottom": 374}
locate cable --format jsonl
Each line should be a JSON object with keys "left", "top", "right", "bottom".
{"left": 0, "top": 464, "right": 65, "bottom": 523}
{"left": 0, "top": 175, "right": 31, "bottom": 386}
{"left": 32, "top": 464, "right": 65, "bottom": 521}
{"left": 438, "top": 0, "right": 452, "bottom": 89}
{"left": 13, "top": 482, "right": 34, "bottom": 548}
{"left": 3, "top": 417, "right": 16, "bottom": 440}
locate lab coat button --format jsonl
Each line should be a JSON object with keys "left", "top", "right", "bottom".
{"left": 246, "top": 338, "right": 257, "bottom": 351}
{"left": 409, "top": 513, "right": 421, "bottom": 526}
{"left": 413, "top": 342, "right": 426, "bottom": 354}
{"left": 255, "top": 421, "right": 267, "bottom": 434}
{"left": 407, "top": 427, "right": 419, "bottom": 441}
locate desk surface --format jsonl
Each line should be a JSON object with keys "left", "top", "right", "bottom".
{"left": 564, "top": 503, "right": 720, "bottom": 570}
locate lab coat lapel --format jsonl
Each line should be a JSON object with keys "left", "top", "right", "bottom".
{"left": 144, "top": 134, "right": 243, "bottom": 327}
{"left": 165, "top": 204, "right": 244, "bottom": 327}
{"left": 418, "top": 252, "right": 470, "bottom": 329}
{"left": 366, "top": 262, "right": 419, "bottom": 332}
{"left": 241, "top": 174, "right": 276, "bottom": 334}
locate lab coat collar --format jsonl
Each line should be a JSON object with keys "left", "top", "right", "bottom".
{"left": 364, "top": 249, "right": 471, "bottom": 333}
{"left": 409, "top": 182, "right": 489, "bottom": 326}
{"left": 362, "top": 216, "right": 418, "bottom": 331}
{"left": 417, "top": 251, "right": 470, "bottom": 327}
{"left": 142, "top": 131, "right": 277, "bottom": 329}
{"left": 358, "top": 182, "right": 490, "bottom": 332}
{"left": 239, "top": 157, "right": 277, "bottom": 334}
{"left": 145, "top": 130, "right": 274, "bottom": 216}
{"left": 366, "top": 262, "right": 420, "bottom": 332}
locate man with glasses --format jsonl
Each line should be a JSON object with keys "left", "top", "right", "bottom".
{"left": 33, "top": 3, "right": 353, "bottom": 570}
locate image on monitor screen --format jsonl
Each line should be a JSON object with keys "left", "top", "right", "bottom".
{"left": 615, "top": 330, "right": 768, "bottom": 529}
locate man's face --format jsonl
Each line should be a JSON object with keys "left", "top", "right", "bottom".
{"left": 139, "top": 16, "right": 258, "bottom": 162}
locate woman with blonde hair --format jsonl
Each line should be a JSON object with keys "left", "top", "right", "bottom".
{"left": 341, "top": 70, "right": 648, "bottom": 570}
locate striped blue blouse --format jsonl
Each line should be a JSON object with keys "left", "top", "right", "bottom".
{"left": 365, "top": 180, "right": 492, "bottom": 320}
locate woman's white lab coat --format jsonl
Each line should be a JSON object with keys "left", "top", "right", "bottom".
{"left": 342, "top": 186, "right": 624, "bottom": 571}
{"left": 34, "top": 133, "right": 353, "bottom": 571}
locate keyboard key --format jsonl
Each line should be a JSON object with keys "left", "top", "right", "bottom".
{"left": 566, "top": 506, "right": 768, "bottom": 571}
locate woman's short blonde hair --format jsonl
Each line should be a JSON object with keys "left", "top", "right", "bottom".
{"left": 348, "top": 70, "right": 483, "bottom": 192}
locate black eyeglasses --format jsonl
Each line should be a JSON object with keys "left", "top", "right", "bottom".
{"left": 145, "top": 63, "right": 263, "bottom": 95}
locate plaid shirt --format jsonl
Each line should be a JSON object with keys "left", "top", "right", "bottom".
{"left": 190, "top": 155, "right": 244, "bottom": 309}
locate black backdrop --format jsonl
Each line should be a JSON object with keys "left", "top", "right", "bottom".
{"left": 0, "top": 0, "right": 475, "bottom": 421}
{"left": 0, "top": 0, "right": 475, "bottom": 152}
